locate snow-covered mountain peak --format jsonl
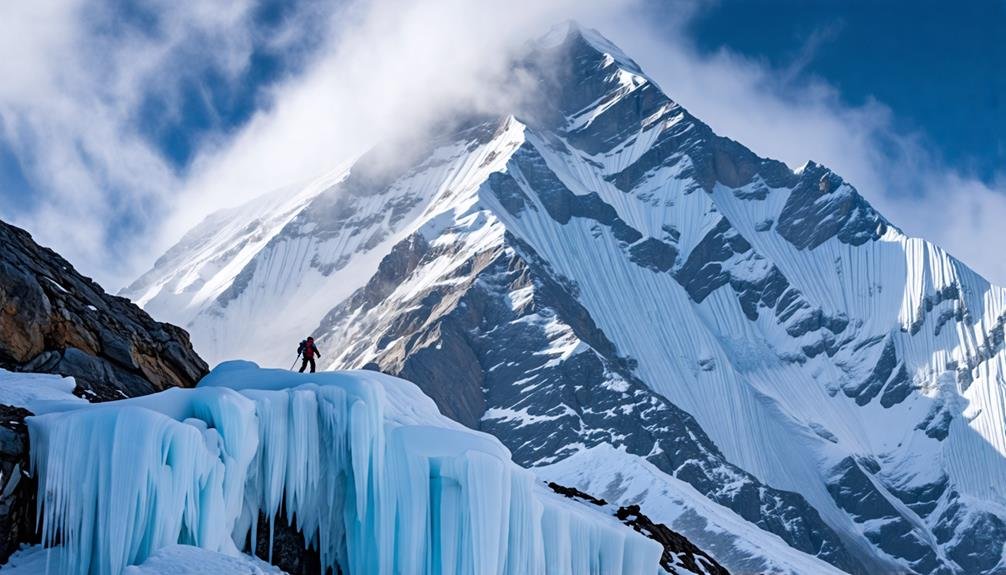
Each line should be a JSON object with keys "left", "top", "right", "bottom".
{"left": 127, "top": 25, "right": 1006, "bottom": 574}
{"left": 534, "top": 21, "right": 648, "bottom": 79}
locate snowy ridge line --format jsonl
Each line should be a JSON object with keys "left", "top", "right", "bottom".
{"left": 127, "top": 118, "right": 527, "bottom": 367}
{"left": 125, "top": 165, "right": 347, "bottom": 312}
{"left": 26, "top": 361, "right": 661, "bottom": 575}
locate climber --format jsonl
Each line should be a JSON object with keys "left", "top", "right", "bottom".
{"left": 297, "top": 336, "right": 322, "bottom": 373}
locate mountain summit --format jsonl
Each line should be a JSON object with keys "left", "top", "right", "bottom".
{"left": 125, "top": 25, "right": 1006, "bottom": 574}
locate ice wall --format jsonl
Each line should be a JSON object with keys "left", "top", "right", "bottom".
{"left": 27, "top": 361, "right": 659, "bottom": 575}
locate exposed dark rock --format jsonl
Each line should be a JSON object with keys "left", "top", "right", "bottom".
{"left": 916, "top": 401, "right": 955, "bottom": 441}
{"left": 776, "top": 164, "right": 887, "bottom": 250}
{"left": 943, "top": 507, "right": 1006, "bottom": 574}
{"left": 956, "top": 313, "right": 1006, "bottom": 392}
{"left": 544, "top": 481, "right": 730, "bottom": 575}
{"left": 251, "top": 509, "right": 328, "bottom": 575}
{"left": 546, "top": 481, "right": 607, "bottom": 506}
{"left": 827, "top": 457, "right": 950, "bottom": 575}
{"left": 879, "top": 364, "right": 914, "bottom": 408}
{"left": 674, "top": 218, "right": 750, "bottom": 303}
{"left": 734, "top": 183, "right": 770, "bottom": 201}
{"left": 629, "top": 238, "right": 678, "bottom": 273}
{"left": 844, "top": 338, "right": 899, "bottom": 406}
{"left": 0, "top": 406, "right": 35, "bottom": 561}
{"left": 616, "top": 505, "right": 731, "bottom": 575}
{"left": 0, "top": 219, "right": 209, "bottom": 562}
{"left": 0, "top": 220, "right": 208, "bottom": 400}
{"left": 487, "top": 171, "right": 532, "bottom": 215}
{"left": 904, "top": 284, "right": 961, "bottom": 336}
{"left": 888, "top": 475, "right": 949, "bottom": 518}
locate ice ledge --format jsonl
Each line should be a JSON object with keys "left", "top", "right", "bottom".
{"left": 26, "top": 361, "right": 660, "bottom": 575}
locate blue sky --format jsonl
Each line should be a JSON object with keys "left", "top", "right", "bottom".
{"left": 0, "top": 0, "right": 1003, "bottom": 288}
{"left": 682, "top": 0, "right": 1004, "bottom": 184}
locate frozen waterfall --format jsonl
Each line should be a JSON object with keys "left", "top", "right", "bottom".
{"left": 26, "top": 361, "right": 659, "bottom": 575}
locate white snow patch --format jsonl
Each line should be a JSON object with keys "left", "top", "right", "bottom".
{"left": 0, "top": 369, "right": 84, "bottom": 412}
{"left": 538, "top": 445, "right": 848, "bottom": 575}
{"left": 0, "top": 545, "right": 284, "bottom": 575}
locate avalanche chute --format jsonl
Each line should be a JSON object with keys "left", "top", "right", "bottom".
{"left": 27, "top": 361, "right": 660, "bottom": 575}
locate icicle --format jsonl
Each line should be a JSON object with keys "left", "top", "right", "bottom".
{"left": 27, "top": 362, "right": 660, "bottom": 575}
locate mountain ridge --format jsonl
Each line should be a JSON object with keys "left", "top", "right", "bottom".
{"left": 123, "top": 23, "right": 1006, "bottom": 574}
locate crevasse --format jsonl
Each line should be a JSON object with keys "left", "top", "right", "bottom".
{"left": 27, "top": 361, "right": 659, "bottom": 575}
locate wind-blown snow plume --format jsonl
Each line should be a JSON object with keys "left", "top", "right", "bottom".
{"left": 27, "top": 361, "right": 660, "bottom": 575}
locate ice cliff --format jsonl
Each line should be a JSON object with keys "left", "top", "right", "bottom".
{"left": 26, "top": 361, "right": 661, "bottom": 575}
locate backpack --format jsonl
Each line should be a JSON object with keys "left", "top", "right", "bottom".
{"left": 297, "top": 340, "right": 306, "bottom": 355}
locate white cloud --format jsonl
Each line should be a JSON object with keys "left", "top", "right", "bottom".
{"left": 0, "top": 0, "right": 259, "bottom": 288}
{"left": 168, "top": 0, "right": 639, "bottom": 248}
{"left": 2, "top": 0, "right": 1004, "bottom": 290}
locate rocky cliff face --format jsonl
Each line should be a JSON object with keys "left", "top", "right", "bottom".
{"left": 0, "top": 219, "right": 208, "bottom": 560}
{"left": 0, "top": 220, "right": 207, "bottom": 400}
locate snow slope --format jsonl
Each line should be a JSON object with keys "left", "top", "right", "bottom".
{"left": 126, "top": 23, "right": 1006, "bottom": 574}
{"left": 0, "top": 545, "right": 284, "bottom": 575}
{"left": 539, "top": 444, "right": 848, "bottom": 575}
{"left": 25, "top": 361, "right": 660, "bottom": 575}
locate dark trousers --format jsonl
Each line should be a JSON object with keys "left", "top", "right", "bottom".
{"left": 299, "top": 357, "right": 316, "bottom": 373}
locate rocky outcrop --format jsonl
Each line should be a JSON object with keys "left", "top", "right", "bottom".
{"left": 0, "top": 405, "right": 33, "bottom": 562}
{"left": 0, "top": 219, "right": 209, "bottom": 562}
{"left": 0, "top": 220, "right": 208, "bottom": 401}
{"left": 546, "top": 481, "right": 730, "bottom": 575}
{"left": 616, "top": 505, "right": 730, "bottom": 575}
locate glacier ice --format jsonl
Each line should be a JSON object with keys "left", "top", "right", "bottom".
{"left": 26, "top": 361, "right": 660, "bottom": 575}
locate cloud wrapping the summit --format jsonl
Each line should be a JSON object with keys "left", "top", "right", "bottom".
{"left": 1, "top": 0, "right": 1004, "bottom": 287}
{"left": 169, "top": 0, "right": 635, "bottom": 257}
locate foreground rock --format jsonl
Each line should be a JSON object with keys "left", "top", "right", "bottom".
{"left": 0, "top": 220, "right": 207, "bottom": 400}
{"left": 0, "top": 219, "right": 208, "bottom": 562}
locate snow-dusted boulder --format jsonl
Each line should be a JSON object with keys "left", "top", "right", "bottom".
{"left": 25, "top": 361, "right": 660, "bottom": 575}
